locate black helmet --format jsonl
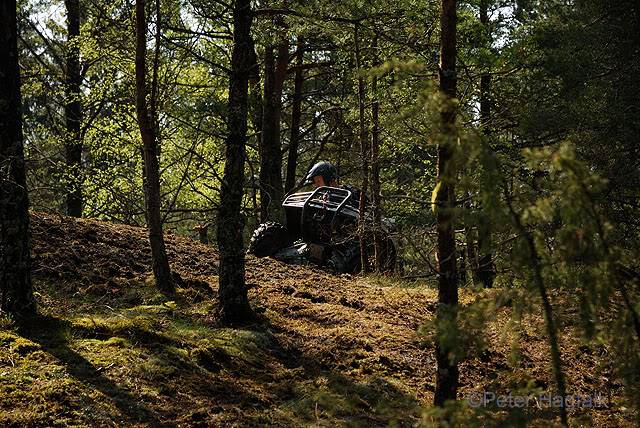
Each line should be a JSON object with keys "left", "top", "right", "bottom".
{"left": 305, "top": 161, "right": 338, "bottom": 185}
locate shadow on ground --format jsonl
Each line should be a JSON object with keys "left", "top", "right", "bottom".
{"left": 7, "top": 299, "right": 420, "bottom": 427}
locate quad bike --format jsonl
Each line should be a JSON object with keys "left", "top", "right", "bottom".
{"left": 248, "top": 186, "right": 396, "bottom": 273}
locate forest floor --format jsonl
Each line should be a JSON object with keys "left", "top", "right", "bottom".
{"left": 0, "top": 212, "right": 635, "bottom": 427}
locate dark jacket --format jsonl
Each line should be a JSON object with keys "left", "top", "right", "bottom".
{"left": 341, "top": 184, "right": 368, "bottom": 209}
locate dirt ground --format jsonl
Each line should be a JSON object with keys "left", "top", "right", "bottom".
{"left": 2, "top": 212, "right": 633, "bottom": 426}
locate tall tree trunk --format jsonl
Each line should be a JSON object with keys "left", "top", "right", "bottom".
{"left": 259, "top": 39, "right": 288, "bottom": 222}
{"left": 217, "top": 0, "right": 254, "bottom": 324}
{"left": 0, "top": 0, "right": 36, "bottom": 316}
{"left": 248, "top": 37, "right": 262, "bottom": 148}
{"left": 354, "top": 22, "right": 369, "bottom": 274}
{"left": 433, "top": 0, "right": 459, "bottom": 407}
{"left": 371, "top": 33, "right": 382, "bottom": 272}
{"left": 247, "top": 38, "right": 262, "bottom": 227}
{"left": 285, "top": 36, "right": 305, "bottom": 193}
{"left": 64, "top": 0, "right": 83, "bottom": 217}
{"left": 476, "top": 0, "right": 496, "bottom": 289}
{"left": 135, "top": 0, "right": 174, "bottom": 295}
{"left": 248, "top": 80, "right": 263, "bottom": 140}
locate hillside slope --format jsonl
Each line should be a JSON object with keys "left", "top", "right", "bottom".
{"left": 0, "top": 213, "right": 634, "bottom": 426}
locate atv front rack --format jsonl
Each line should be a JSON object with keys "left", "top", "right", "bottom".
{"left": 282, "top": 186, "right": 359, "bottom": 242}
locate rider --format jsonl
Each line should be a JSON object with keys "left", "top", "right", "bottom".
{"left": 304, "top": 161, "right": 364, "bottom": 271}
{"left": 304, "top": 161, "right": 364, "bottom": 207}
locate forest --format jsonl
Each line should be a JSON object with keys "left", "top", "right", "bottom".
{"left": 0, "top": 0, "right": 639, "bottom": 426}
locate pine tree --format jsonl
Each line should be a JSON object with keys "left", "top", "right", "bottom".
{"left": 135, "top": 0, "right": 175, "bottom": 295}
{"left": 217, "top": 0, "right": 255, "bottom": 324}
{"left": 63, "top": 0, "right": 83, "bottom": 217}
{"left": 433, "top": 0, "right": 459, "bottom": 407}
{"left": 0, "top": 0, "right": 36, "bottom": 317}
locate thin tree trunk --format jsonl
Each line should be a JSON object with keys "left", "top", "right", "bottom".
{"left": 476, "top": 0, "right": 495, "bottom": 289}
{"left": 0, "top": 0, "right": 36, "bottom": 316}
{"left": 433, "top": 0, "right": 459, "bottom": 407}
{"left": 476, "top": 224, "right": 495, "bottom": 287}
{"left": 459, "top": 236, "right": 467, "bottom": 284}
{"left": 64, "top": 0, "right": 83, "bottom": 217}
{"left": 285, "top": 36, "right": 305, "bottom": 193}
{"left": 355, "top": 22, "right": 369, "bottom": 274}
{"left": 247, "top": 38, "right": 261, "bottom": 228}
{"left": 217, "top": 0, "right": 254, "bottom": 324}
{"left": 259, "top": 39, "right": 288, "bottom": 222}
{"left": 464, "top": 195, "right": 480, "bottom": 285}
{"left": 371, "top": 32, "right": 382, "bottom": 272}
{"left": 248, "top": 78, "right": 263, "bottom": 140}
{"left": 248, "top": 37, "right": 262, "bottom": 148}
{"left": 259, "top": 46, "right": 276, "bottom": 221}
{"left": 135, "top": 0, "right": 174, "bottom": 295}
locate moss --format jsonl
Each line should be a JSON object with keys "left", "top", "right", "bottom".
{"left": 0, "top": 331, "right": 18, "bottom": 345}
{"left": 276, "top": 374, "right": 420, "bottom": 426}
{"left": 191, "top": 344, "right": 231, "bottom": 372}
{"left": 10, "top": 337, "right": 41, "bottom": 355}
{"left": 0, "top": 314, "right": 15, "bottom": 330}
{"left": 170, "top": 317, "right": 213, "bottom": 339}
{"left": 4, "top": 270, "right": 626, "bottom": 427}
{"left": 0, "top": 360, "right": 88, "bottom": 427}
{"left": 103, "top": 336, "right": 130, "bottom": 347}
{"left": 71, "top": 313, "right": 162, "bottom": 341}
{"left": 138, "top": 355, "right": 178, "bottom": 381}
{"left": 126, "top": 301, "right": 176, "bottom": 315}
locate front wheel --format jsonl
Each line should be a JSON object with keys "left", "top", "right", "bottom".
{"left": 328, "top": 243, "right": 361, "bottom": 274}
{"left": 248, "top": 222, "right": 291, "bottom": 257}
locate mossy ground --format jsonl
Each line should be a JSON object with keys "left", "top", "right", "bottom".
{"left": 0, "top": 278, "right": 421, "bottom": 427}
{"left": 0, "top": 213, "right": 635, "bottom": 426}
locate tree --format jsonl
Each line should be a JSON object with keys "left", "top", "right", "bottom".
{"left": 135, "top": 0, "right": 174, "bottom": 294}
{"left": 0, "top": 0, "right": 36, "bottom": 316}
{"left": 354, "top": 21, "right": 369, "bottom": 274}
{"left": 64, "top": 0, "right": 83, "bottom": 217}
{"left": 217, "top": 0, "right": 254, "bottom": 323}
{"left": 284, "top": 36, "right": 305, "bottom": 193}
{"left": 370, "top": 31, "right": 382, "bottom": 272}
{"left": 259, "top": 35, "right": 288, "bottom": 222}
{"left": 433, "top": 0, "right": 459, "bottom": 407}
{"left": 474, "top": 0, "right": 495, "bottom": 288}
